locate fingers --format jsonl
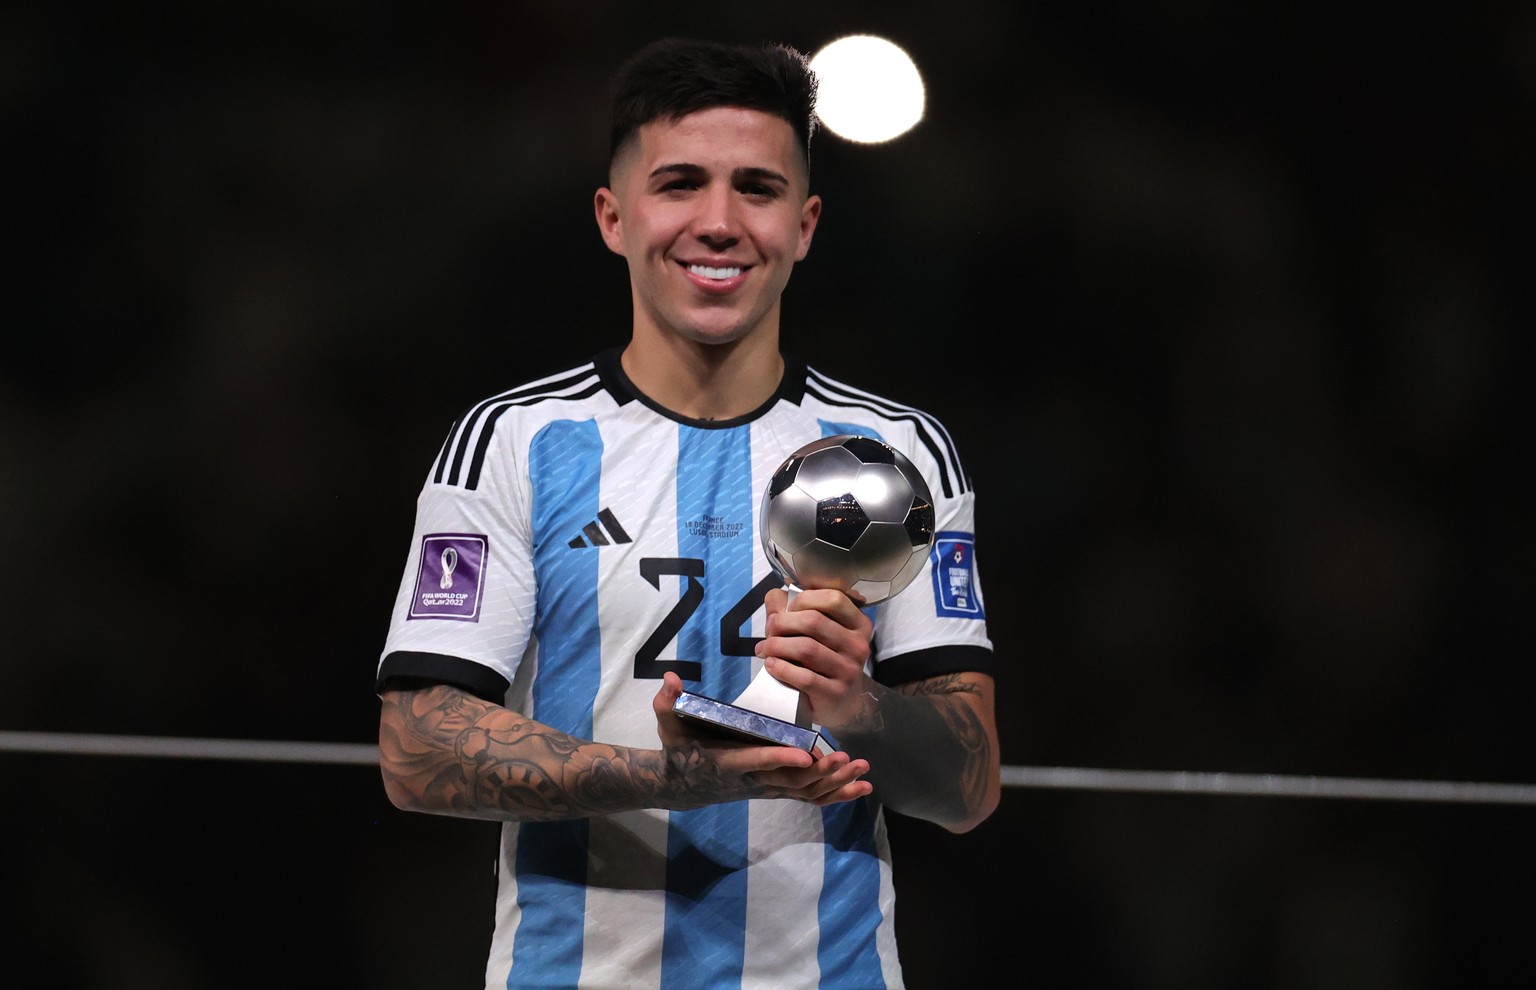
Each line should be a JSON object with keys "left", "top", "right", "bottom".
{"left": 760, "top": 589, "right": 872, "bottom": 668}
{"left": 801, "top": 756, "right": 874, "bottom": 805}
{"left": 765, "top": 586, "right": 867, "bottom": 630}
{"left": 784, "top": 587, "right": 869, "bottom": 627}
{"left": 653, "top": 666, "right": 871, "bottom": 807}
{"left": 654, "top": 672, "right": 684, "bottom": 712}
{"left": 807, "top": 778, "right": 875, "bottom": 806}
{"left": 754, "top": 753, "right": 872, "bottom": 805}
{"left": 763, "top": 584, "right": 790, "bottom": 617}
{"left": 652, "top": 673, "right": 684, "bottom": 745}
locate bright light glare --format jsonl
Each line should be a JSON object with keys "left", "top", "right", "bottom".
{"left": 809, "top": 35, "right": 925, "bottom": 144}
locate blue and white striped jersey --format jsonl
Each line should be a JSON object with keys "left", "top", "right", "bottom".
{"left": 378, "top": 347, "right": 993, "bottom": 990}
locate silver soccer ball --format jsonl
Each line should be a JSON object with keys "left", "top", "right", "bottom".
{"left": 759, "top": 434, "right": 937, "bottom": 605}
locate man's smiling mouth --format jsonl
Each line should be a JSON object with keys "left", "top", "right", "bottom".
{"left": 687, "top": 264, "right": 744, "bottom": 280}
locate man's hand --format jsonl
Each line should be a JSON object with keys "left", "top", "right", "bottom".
{"left": 652, "top": 672, "right": 872, "bottom": 807}
{"left": 751, "top": 585, "right": 1002, "bottom": 833}
{"left": 753, "top": 586, "right": 879, "bottom": 733}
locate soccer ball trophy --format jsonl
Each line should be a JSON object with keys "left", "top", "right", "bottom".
{"left": 673, "top": 435, "right": 936, "bottom": 752}
{"left": 758, "top": 434, "right": 937, "bottom": 605}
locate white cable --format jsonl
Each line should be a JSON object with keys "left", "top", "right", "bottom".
{"left": 0, "top": 730, "right": 377, "bottom": 766}
{"left": 3, "top": 731, "right": 1533, "bottom": 806}
{"left": 1001, "top": 765, "right": 1536, "bottom": 805}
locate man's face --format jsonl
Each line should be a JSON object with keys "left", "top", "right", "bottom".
{"left": 595, "top": 106, "right": 821, "bottom": 347}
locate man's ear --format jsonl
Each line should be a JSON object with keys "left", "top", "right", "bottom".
{"left": 795, "top": 193, "right": 823, "bottom": 261}
{"left": 594, "top": 187, "right": 625, "bottom": 256}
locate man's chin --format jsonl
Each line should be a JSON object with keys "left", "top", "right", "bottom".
{"left": 675, "top": 320, "right": 758, "bottom": 347}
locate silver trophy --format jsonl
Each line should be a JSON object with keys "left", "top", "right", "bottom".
{"left": 672, "top": 435, "right": 936, "bottom": 752}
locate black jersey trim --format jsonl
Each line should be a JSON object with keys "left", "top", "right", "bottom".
{"left": 595, "top": 345, "right": 798, "bottom": 429}
{"left": 376, "top": 650, "right": 510, "bottom": 703}
{"left": 874, "top": 644, "right": 994, "bottom": 687}
{"left": 591, "top": 346, "right": 637, "bottom": 405}
{"left": 430, "top": 362, "right": 606, "bottom": 491}
{"left": 778, "top": 355, "right": 809, "bottom": 403}
{"left": 801, "top": 368, "right": 970, "bottom": 500}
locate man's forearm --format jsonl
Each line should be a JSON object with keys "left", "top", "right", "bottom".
{"left": 378, "top": 684, "right": 717, "bottom": 821}
{"left": 834, "top": 673, "right": 996, "bottom": 830}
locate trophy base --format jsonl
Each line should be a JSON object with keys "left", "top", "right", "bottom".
{"left": 673, "top": 691, "right": 830, "bottom": 754}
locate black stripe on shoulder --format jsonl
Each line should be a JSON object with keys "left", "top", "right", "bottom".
{"left": 430, "top": 412, "right": 465, "bottom": 485}
{"left": 803, "top": 370, "right": 970, "bottom": 499}
{"left": 462, "top": 378, "right": 605, "bottom": 489}
{"left": 428, "top": 361, "right": 604, "bottom": 489}
{"left": 376, "top": 650, "right": 510, "bottom": 703}
{"left": 874, "top": 644, "right": 995, "bottom": 687}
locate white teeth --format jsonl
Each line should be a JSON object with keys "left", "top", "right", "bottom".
{"left": 688, "top": 264, "right": 742, "bottom": 280}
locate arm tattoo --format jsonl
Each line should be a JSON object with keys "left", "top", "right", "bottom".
{"left": 838, "top": 673, "right": 994, "bottom": 827}
{"left": 897, "top": 674, "right": 993, "bottom": 816}
{"left": 381, "top": 686, "right": 659, "bottom": 821}
{"left": 380, "top": 685, "right": 764, "bottom": 822}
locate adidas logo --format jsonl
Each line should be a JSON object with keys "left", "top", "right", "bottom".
{"left": 567, "top": 508, "right": 633, "bottom": 549}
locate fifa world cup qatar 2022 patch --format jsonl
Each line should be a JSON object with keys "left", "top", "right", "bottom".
{"left": 930, "top": 532, "right": 983, "bottom": 619}
{"left": 409, "top": 533, "right": 487, "bottom": 621}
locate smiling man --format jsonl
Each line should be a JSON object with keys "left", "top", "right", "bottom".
{"left": 375, "top": 37, "right": 1000, "bottom": 990}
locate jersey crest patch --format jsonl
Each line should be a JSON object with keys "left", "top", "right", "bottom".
{"left": 409, "top": 533, "right": 488, "bottom": 621}
{"left": 930, "top": 532, "right": 983, "bottom": 618}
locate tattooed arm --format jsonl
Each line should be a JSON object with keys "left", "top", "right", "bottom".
{"left": 830, "top": 671, "right": 999, "bottom": 833}
{"left": 378, "top": 674, "right": 873, "bottom": 822}
{"left": 757, "top": 587, "right": 1001, "bottom": 834}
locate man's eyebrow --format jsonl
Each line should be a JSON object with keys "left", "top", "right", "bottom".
{"left": 648, "top": 162, "right": 704, "bottom": 180}
{"left": 733, "top": 166, "right": 791, "bottom": 186}
{"left": 645, "top": 163, "right": 791, "bottom": 186}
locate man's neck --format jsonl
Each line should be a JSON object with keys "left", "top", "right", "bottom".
{"left": 620, "top": 334, "right": 784, "bottom": 421}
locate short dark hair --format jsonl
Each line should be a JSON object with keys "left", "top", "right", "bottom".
{"left": 607, "top": 37, "right": 819, "bottom": 175}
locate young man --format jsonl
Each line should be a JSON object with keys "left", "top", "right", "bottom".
{"left": 376, "top": 37, "right": 1000, "bottom": 989}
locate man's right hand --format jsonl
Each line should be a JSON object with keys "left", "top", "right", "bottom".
{"left": 652, "top": 672, "right": 873, "bottom": 808}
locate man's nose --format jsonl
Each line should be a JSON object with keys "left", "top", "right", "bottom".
{"left": 692, "top": 187, "right": 739, "bottom": 245}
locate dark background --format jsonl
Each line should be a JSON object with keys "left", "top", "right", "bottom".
{"left": 4, "top": 3, "right": 1533, "bottom": 987}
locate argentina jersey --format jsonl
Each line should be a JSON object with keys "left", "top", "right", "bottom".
{"left": 378, "top": 347, "right": 992, "bottom": 990}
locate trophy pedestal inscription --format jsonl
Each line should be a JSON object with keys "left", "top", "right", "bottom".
{"left": 673, "top": 666, "right": 831, "bottom": 755}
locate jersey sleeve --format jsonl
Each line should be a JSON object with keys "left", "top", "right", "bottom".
{"left": 375, "top": 426, "right": 537, "bottom": 701}
{"left": 869, "top": 441, "right": 994, "bottom": 687}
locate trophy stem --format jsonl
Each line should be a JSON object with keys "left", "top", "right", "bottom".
{"left": 730, "top": 666, "right": 810, "bottom": 726}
